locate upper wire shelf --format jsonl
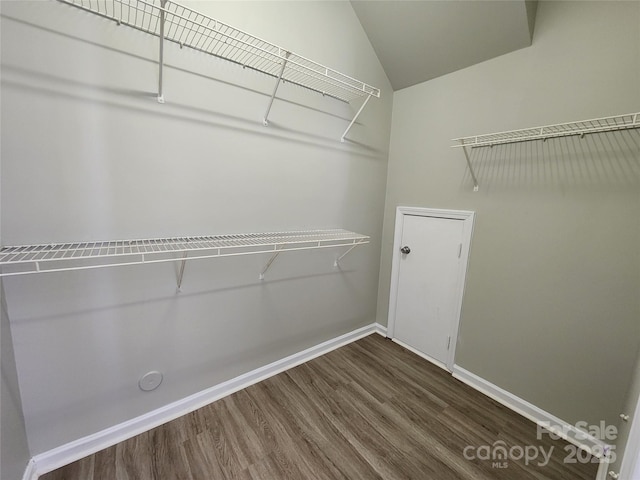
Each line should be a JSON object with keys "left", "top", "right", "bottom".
{"left": 0, "top": 229, "right": 369, "bottom": 278}
{"left": 57, "top": 0, "right": 380, "bottom": 134}
{"left": 452, "top": 112, "right": 639, "bottom": 148}
{"left": 451, "top": 112, "right": 640, "bottom": 192}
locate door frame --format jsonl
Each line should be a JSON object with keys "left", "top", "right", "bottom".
{"left": 619, "top": 387, "right": 640, "bottom": 479}
{"left": 387, "top": 206, "right": 475, "bottom": 372}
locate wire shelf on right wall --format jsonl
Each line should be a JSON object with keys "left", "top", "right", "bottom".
{"left": 451, "top": 112, "right": 640, "bottom": 191}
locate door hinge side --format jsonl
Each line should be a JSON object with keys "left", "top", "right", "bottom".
{"left": 458, "top": 243, "right": 462, "bottom": 258}
{"left": 447, "top": 336, "right": 451, "bottom": 350}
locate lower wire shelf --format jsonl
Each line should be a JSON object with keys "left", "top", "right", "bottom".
{"left": 0, "top": 229, "right": 369, "bottom": 279}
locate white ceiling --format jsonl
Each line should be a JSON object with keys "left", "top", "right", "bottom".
{"left": 350, "top": 0, "right": 538, "bottom": 90}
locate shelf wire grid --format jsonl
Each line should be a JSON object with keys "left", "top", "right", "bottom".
{"left": 58, "top": 0, "right": 380, "bottom": 103}
{"left": 452, "top": 112, "right": 640, "bottom": 148}
{"left": 0, "top": 229, "right": 370, "bottom": 277}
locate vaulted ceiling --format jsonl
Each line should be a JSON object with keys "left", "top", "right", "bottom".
{"left": 350, "top": 0, "right": 538, "bottom": 90}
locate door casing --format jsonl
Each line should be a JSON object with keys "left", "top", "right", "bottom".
{"left": 387, "top": 206, "right": 475, "bottom": 372}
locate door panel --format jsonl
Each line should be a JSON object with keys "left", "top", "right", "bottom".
{"left": 393, "top": 214, "right": 464, "bottom": 366}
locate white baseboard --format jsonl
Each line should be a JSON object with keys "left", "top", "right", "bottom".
{"left": 374, "top": 323, "right": 387, "bottom": 336}
{"left": 22, "top": 458, "right": 38, "bottom": 480}
{"left": 31, "top": 322, "right": 384, "bottom": 477}
{"left": 452, "top": 365, "right": 612, "bottom": 459}
{"left": 596, "top": 456, "right": 611, "bottom": 480}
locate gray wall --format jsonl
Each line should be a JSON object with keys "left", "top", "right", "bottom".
{"left": 1, "top": 53, "right": 31, "bottom": 475}
{"left": 0, "top": 1, "right": 392, "bottom": 454}
{"left": 378, "top": 0, "right": 640, "bottom": 430}
{"left": 1, "top": 284, "right": 31, "bottom": 480}
{"left": 1, "top": 165, "right": 30, "bottom": 480}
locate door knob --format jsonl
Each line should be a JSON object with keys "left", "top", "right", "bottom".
{"left": 400, "top": 246, "right": 411, "bottom": 254}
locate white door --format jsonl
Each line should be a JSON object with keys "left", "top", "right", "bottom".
{"left": 389, "top": 207, "right": 474, "bottom": 371}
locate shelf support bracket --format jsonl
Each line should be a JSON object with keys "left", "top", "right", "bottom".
{"left": 157, "top": 0, "right": 167, "bottom": 104}
{"left": 176, "top": 251, "right": 188, "bottom": 291}
{"left": 263, "top": 51, "right": 290, "bottom": 126}
{"left": 341, "top": 95, "right": 371, "bottom": 143}
{"left": 460, "top": 141, "right": 479, "bottom": 192}
{"left": 259, "top": 251, "right": 280, "bottom": 280}
{"left": 334, "top": 242, "right": 361, "bottom": 267}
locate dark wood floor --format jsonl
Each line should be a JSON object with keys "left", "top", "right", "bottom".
{"left": 41, "top": 334, "right": 598, "bottom": 479}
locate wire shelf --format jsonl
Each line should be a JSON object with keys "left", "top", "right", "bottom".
{"left": 58, "top": 0, "right": 380, "bottom": 103}
{"left": 451, "top": 112, "right": 640, "bottom": 191}
{"left": 452, "top": 112, "right": 640, "bottom": 148}
{"left": 0, "top": 229, "right": 370, "bottom": 277}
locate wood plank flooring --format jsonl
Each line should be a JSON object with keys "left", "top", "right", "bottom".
{"left": 40, "top": 334, "right": 598, "bottom": 479}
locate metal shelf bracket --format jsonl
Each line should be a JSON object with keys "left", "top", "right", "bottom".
{"left": 460, "top": 141, "right": 479, "bottom": 192}
{"left": 157, "top": 0, "right": 167, "bottom": 104}
{"left": 263, "top": 51, "right": 290, "bottom": 127}
{"left": 176, "top": 251, "right": 188, "bottom": 291}
{"left": 334, "top": 243, "right": 360, "bottom": 267}
{"left": 259, "top": 251, "right": 280, "bottom": 280}
{"left": 341, "top": 95, "right": 371, "bottom": 143}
